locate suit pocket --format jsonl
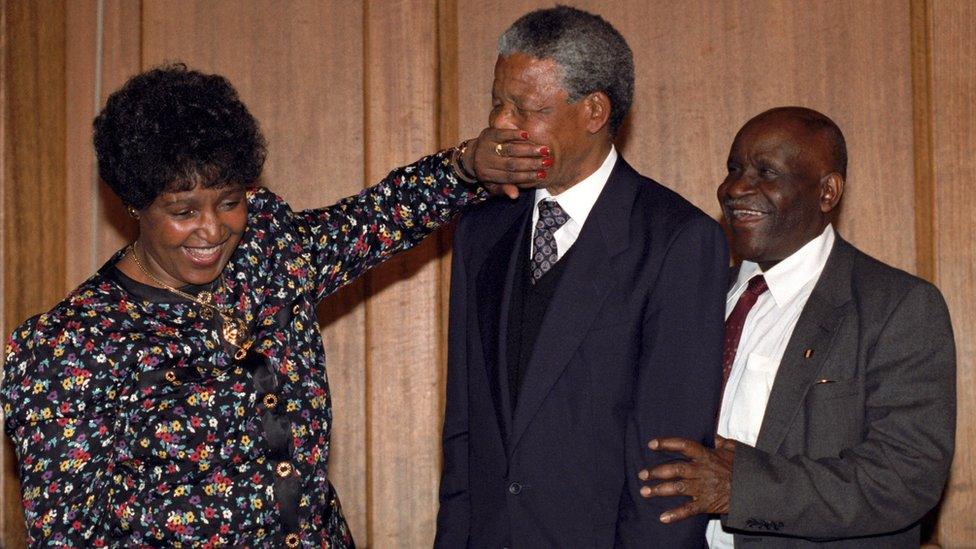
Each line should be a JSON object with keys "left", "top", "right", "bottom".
{"left": 806, "top": 379, "right": 860, "bottom": 402}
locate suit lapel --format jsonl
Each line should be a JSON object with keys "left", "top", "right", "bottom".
{"left": 508, "top": 159, "right": 638, "bottom": 455}
{"left": 475, "top": 194, "right": 533, "bottom": 443}
{"left": 754, "top": 238, "right": 855, "bottom": 453}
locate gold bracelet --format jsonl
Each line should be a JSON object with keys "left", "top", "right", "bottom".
{"left": 450, "top": 139, "right": 478, "bottom": 184}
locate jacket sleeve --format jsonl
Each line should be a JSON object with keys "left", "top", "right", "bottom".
{"left": 289, "top": 149, "right": 486, "bottom": 302}
{"left": 617, "top": 215, "right": 729, "bottom": 546}
{"left": 725, "top": 282, "right": 956, "bottom": 539}
{"left": 434, "top": 226, "right": 471, "bottom": 548}
{"left": 2, "top": 317, "right": 118, "bottom": 547}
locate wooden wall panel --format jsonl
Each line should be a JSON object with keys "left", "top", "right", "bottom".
{"left": 140, "top": 0, "right": 371, "bottom": 541}
{"left": 2, "top": 0, "right": 974, "bottom": 547}
{"left": 930, "top": 1, "right": 976, "bottom": 545}
{"left": 363, "top": 1, "right": 445, "bottom": 546}
{"left": 456, "top": 0, "right": 917, "bottom": 272}
{"left": 1, "top": 1, "right": 67, "bottom": 546}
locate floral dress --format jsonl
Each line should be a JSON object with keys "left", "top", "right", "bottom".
{"left": 2, "top": 151, "right": 483, "bottom": 548}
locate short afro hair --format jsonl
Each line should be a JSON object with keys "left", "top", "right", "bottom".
{"left": 94, "top": 63, "right": 267, "bottom": 209}
{"left": 498, "top": 6, "right": 634, "bottom": 137}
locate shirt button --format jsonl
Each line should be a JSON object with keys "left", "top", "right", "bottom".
{"left": 284, "top": 532, "right": 301, "bottom": 547}
{"left": 276, "top": 461, "right": 294, "bottom": 479}
{"left": 508, "top": 482, "right": 522, "bottom": 495}
{"left": 262, "top": 393, "right": 279, "bottom": 409}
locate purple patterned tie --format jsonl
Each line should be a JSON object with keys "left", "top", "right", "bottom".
{"left": 721, "top": 275, "right": 769, "bottom": 394}
{"left": 531, "top": 200, "right": 569, "bottom": 282}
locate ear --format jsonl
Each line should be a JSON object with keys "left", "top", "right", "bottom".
{"left": 819, "top": 172, "right": 844, "bottom": 213}
{"left": 583, "top": 91, "right": 612, "bottom": 134}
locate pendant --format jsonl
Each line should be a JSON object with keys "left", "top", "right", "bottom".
{"left": 197, "top": 291, "right": 213, "bottom": 305}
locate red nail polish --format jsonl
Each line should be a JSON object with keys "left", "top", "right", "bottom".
{"left": 536, "top": 170, "right": 547, "bottom": 180}
{"left": 520, "top": 131, "right": 529, "bottom": 140}
{"left": 539, "top": 146, "right": 550, "bottom": 156}
{"left": 541, "top": 157, "right": 553, "bottom": 167}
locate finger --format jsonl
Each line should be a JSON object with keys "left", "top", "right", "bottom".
{"left": 714, "top": 435, "right": 735, "bottom": 451}
{"left": 649, "top": 437, "right": 707, "bottom": 459}
{"left": 659, "top": 501, "right": 702, "bottom": 524}
{"left": 481, "top": 127, "right": 532, "bottom": 144}
{"left": 476, "top": 155, "right": 548, "bottom": 175}
{"left": 500, "top": 183, "right": 519, "bottom": 199}
{"left": 640, "top": 479, "right": 696, "bottom": 498}
{"left": 475, "top": 166, "right": 547, "bottom": 186}
{"left": 642, "top": 461, "right": 697, "bottom": 481}
{"left": 493, "top": 141, "right": 548, "bottom": 159}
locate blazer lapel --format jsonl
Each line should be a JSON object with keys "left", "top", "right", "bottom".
{"left": 754, "top": 238, "right": 855, "bottom": 453}
{"left": 508, "top": 159, "right": 638, "bottom": 455}
{"left": 475, "top": 194, "right": 533, "bottom": 443}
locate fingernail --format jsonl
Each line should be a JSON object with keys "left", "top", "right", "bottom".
{"left": 539, "top": 146, "right": 550, "bottom": 156}
{"left": 536, "top": 170, "right": 547, "bottom": 180}
{"left": 541, "top": 157, "right": 553, "bottom": 167}
{"left": 638, "top": 469, "right": 649, "bottom": 481}
{"left": 640, "top": 486, "right": 651, "bottom": 498}
{"left": 520, "top": 131, "right": 529, "bottom": 140}
{"left": 661, "top": 513, "right": 672, "bottom": 523}
{"left": 648, "top": 439, "right": 659, "bottom": 449}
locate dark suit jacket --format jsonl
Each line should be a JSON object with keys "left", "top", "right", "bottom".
{"left": 436, "top": 157, "right": 729, "bottom": 548}
{"left": 723, "top": 237, "right": 956, "bottom": 547}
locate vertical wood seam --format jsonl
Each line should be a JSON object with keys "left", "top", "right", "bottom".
{"left": 360, "top": 1, "right": 373, "bottom": 545}
{"left": 910, "top": 0, "right": 936, "bottom": 283}
{"left": 90, "top": 0, "right": 104, "bottom": 275}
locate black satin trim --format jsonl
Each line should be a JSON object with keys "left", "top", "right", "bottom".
{"left": 238, "top": 348, "right": 300, "bottom": 534}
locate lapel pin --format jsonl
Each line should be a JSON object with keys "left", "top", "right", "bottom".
{"left": 804, "top": 348, "right": 814, "bottom": 359}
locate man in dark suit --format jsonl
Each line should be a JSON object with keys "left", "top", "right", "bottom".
{"left": 435, "top": 6, "right": 729, "bottom": 547}
{"left": 641, "top": 107, "right": 956, "bottom": 547}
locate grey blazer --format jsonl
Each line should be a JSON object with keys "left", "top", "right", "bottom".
{"left": 723, "top": 237, "right": 956, "bottom": 547}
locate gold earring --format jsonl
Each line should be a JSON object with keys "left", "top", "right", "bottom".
{"left": 127, "top": 206, "right": 140, "bottom": 219}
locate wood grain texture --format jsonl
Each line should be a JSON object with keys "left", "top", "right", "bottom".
{"left": 141, "top": 0, "right": 371, "bottom": 541}
{"left": 930, "top": 1, "right": 976, "bottom": 545}
{"left": 2, "top": 1, "right": 67, "bottom": 546}
{"left": 363, "top": 1, "right": 445, "bottom": 546}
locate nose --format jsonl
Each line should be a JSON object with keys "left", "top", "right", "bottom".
{"left": 197, "top": 208, "right": 225, "bottom": 242}
{"left": 490, "top": 104, "right": 519, "bottom": 130}
{"left": 722, "top": 171, "right": 755, "bottom": 200}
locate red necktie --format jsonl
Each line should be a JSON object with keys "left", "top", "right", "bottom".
{"left": 721, "top": 275, "right": 769, "bottom": 394}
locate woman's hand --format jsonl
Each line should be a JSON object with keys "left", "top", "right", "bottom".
{"left": 463, "top": 128, "right": 550, "bottom": 199}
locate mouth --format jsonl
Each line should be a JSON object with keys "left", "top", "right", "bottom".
{"left": 182, "top": 242, "right": 226, "bottom": 266}
{"left": 725, "top": 204, "right": 769, "bottom": 226}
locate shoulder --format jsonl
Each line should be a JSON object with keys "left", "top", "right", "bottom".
{"left": 838, "top": 239, "right": 948, "bottom": 320}
{"left": 617, "top": 162, "right": 722, "bottom": 243}
{"left": 3, "top": 275, "right": 123, "bottom": 427}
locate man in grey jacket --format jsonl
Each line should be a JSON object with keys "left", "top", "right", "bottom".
{"left": 640, "top": 106, "right": 956, "bottom": 548}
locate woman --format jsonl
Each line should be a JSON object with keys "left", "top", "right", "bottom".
{"left": 1, "top": 64, "right": 545, "bottom": 547}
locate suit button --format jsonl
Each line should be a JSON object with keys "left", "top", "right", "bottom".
{"left": 508, "top": 482, "right": 522, "bottom": 495}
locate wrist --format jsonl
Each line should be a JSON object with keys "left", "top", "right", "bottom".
{"left": 450, "top": 139, "right": 478, "bottom": 184}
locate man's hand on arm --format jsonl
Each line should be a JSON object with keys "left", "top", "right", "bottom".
{"left": 639, "top": 435, "right": 737, "bottom": 523}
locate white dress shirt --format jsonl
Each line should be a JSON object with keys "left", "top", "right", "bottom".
{"left": 707, "top": 224, "right": 835, "bottom": 548}
{"left": 530, "top": 146, "right": 617, "bottom": 260}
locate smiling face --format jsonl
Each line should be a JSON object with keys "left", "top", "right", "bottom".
{"left": 489, "top": 53, "right": 611, "bottom": 195}
{"left": 132, "top": 184, "right": 248, "bottom": 287}
{"left": 718, "top": 112, "right": 843, "bottom": 270}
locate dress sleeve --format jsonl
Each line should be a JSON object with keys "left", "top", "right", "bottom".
{"left": 290, "top": 149, "right": 486, "bottom": 301}
{"left": 2, "top": 315, "right": 119, "bottom": 547}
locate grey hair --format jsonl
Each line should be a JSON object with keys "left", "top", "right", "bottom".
{"left": 498, "top": 5, "right": 634, "bottom": 136}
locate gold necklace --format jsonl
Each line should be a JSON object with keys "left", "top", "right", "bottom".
{"left": 128, "top": 242, "right": 251, "bottom": 360}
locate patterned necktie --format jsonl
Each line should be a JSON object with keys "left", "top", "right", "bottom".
{"left": 721, "top": 275, "right": 769, "bottom": 394}
{"left": 530, "top": 200, "right": 569, "bottom": 282}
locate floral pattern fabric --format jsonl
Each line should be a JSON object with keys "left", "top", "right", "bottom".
{"left": 2, "top": 151, "right": 483, "bottom": 548}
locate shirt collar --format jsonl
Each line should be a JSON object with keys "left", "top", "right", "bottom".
{"left": 734, "top": 224, "right": 835, "bottom": 307}
{"left": 533, "top": 145, "right": 617, "bottom": 227}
